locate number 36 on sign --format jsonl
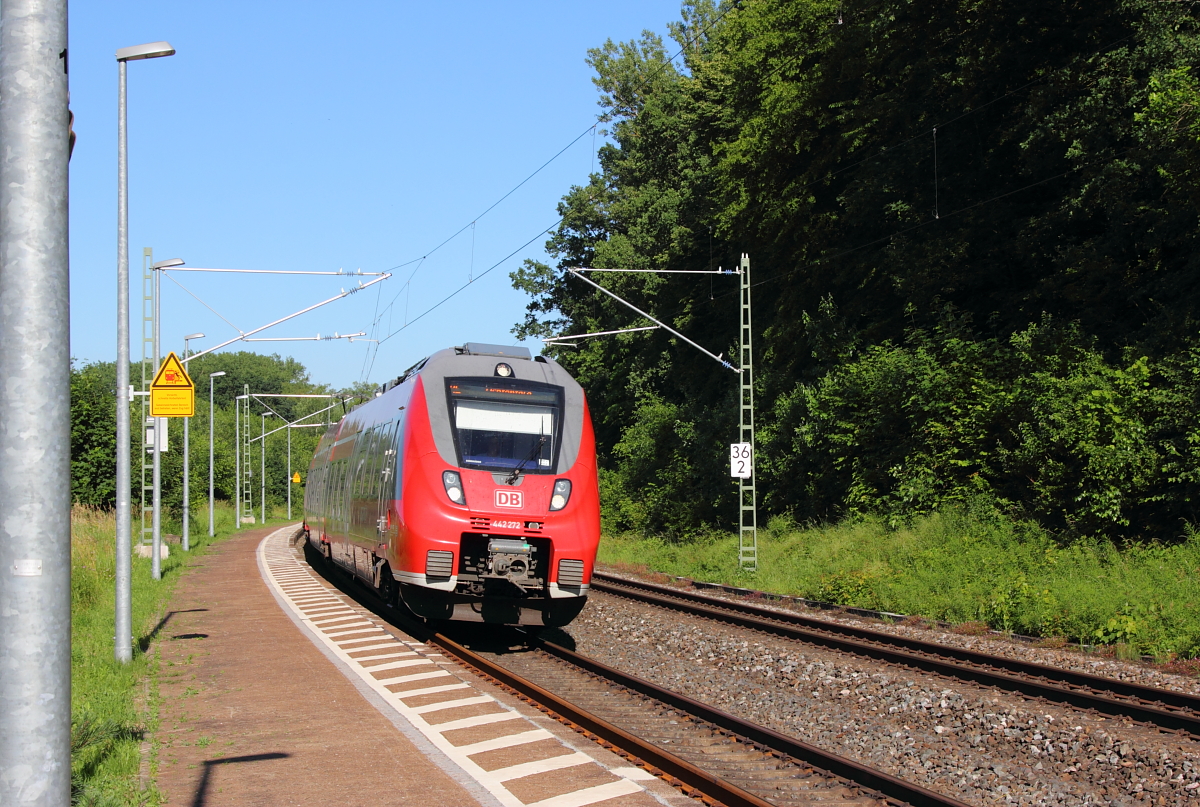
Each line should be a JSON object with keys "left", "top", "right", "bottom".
{"left": 730, "top": 443, "right": 753, "bottom": 479}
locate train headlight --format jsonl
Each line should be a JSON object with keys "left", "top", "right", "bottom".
{"left": 548, "top": 478, "right": 572, "bottom": 511}
{"left": 442, "top": 470, "right": 466, "bottom": 505}
{"left": 495, "top": 362, "right": 513, "bottom": 378}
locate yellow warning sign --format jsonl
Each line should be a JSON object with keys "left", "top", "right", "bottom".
{"left": 292, "top": 472, "right": 301, "bottom": 484}
{"left": 150, "top": 352, "right": 195, "bottom": 417}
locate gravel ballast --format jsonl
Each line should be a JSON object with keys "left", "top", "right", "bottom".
{"left": 564, "top": 591, "right": 1200, "bottom": 806}
{"left": 616, "top": 574, "right": 1200, "bottom": 698}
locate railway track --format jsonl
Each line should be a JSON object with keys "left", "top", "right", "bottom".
{"left": 438, "top": 630, "right": 971, "bottom": 807}
{"left": 592, "top": 571, "right": 1200, "bottom": 737}
{"left": 299, "top": 541, "right": 970, "bottom": 807}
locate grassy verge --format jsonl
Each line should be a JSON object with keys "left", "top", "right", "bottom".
{"left": 71, "top": 503, "right": 296, "bottom": 805}
{"left": 598, "top": 508, "right": 1200, "bottom": 661}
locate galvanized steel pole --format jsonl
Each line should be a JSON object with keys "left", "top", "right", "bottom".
{"left": 152, "top": 266, "right": 162, "bottom": 580}
{"left": 209, "top": 371, "right": 225, "bottom": 536}
{"left": 235, "top": 400, "right": 241, "bottom": 530}
{"left": 261, "top": 413, "right": 266, "bottom": 524}
{"left": 182, "top": 411, "right": 190, "bottom": 550}
{"left": 181, "top": 333, "right": 202, "bottom": 551}
{"left": 115, "top": 57, "right": 133, "bottom": 663}
{"left": 114, "top": 40, "right": 174, "bottom": 659}
{"left": 288, "top": 425, "right": 293, "bottom": 520}
{"left": 0, "top": 0, "right": 72, "bottom": 802}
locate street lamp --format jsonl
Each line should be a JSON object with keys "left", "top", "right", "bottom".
{"left": 116, "top": 40, "right": 176, "bottom": 659}
{"left": 209, "top": 371, "right": 226, "bottom": 536}
{"left": 181, "top": 332, "right": 204, "bottom": 552}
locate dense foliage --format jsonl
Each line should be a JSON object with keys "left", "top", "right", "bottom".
{"left": 69, "top": 352, "right": 353, "bottom": 519}
{"left": 514, "top": 0, "right": 1200, "bottom": 540}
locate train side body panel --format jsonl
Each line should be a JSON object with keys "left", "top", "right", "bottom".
{"left": 303, "top": 346, "right": 599, "bottom": 627}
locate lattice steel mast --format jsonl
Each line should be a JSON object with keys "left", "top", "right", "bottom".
{"left": 139, "top": 247, "right": 155, "bottom": 547}
{"left": 738, "top": 254, "right": 757, "bottom": 571}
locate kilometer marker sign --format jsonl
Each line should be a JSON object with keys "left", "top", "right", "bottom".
{"left": 730, "top": 442, "right": 752, "bottom": 478}
{"left": 150, "top": 352, "right": 195, "bottom": 417}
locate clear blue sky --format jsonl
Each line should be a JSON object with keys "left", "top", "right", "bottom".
{"left": 69, "top": 1, "right": 682, "bottom": 389}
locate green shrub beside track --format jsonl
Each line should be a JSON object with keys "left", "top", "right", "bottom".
{"left": 598, "top": 508, "right": 1200, "bottom": 661}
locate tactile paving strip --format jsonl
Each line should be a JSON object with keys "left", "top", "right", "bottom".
{"left": 257, "top": 527, "right": 660, "bottom": 807}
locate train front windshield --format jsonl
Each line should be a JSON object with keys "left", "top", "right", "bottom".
{"left": 447, "top": 379, "right": 562, "bottom": 472}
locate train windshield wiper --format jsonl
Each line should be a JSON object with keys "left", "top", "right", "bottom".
{"left": 505, "top": 435, "right": 547, "bottom": 485}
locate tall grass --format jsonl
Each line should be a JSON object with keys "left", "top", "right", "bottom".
{"left": 598, "top": 508, "right": 1200, "bottom": 659}
{"left": 70, "top": 501, "right": 269, "bottom": 805}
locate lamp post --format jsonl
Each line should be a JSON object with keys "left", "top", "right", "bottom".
{"left": 209, "top": 371, "right": 226, "bottom": 536}
{"left": 181, "top": 333, "right": 204, "bottom": 551}
{"left": 115, "top": 39, "right": 175, "bottom": 661}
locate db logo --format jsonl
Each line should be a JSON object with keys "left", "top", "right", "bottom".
{"left": 495, "top": 489, "right": 523, "bottom": 509}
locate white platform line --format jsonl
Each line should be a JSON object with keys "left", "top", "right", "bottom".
{"left": 453, "top": 729, "right": 555, "bottom": 756}
{"left": 410, "top": 695, "right": 494, "bottom": 715}
{"left": 525, "top": 779, "right": 643, "bottom": 807}
{"left": 394, "top": 682, "right": 473, "bottom": 699}
{"left": 310, "top": 616, "right": 367, "bottom": 627}
{"left": 488, "top": 752, "right": 595, "bottom": 783}
{"left": 337, "top": 635, "right": 393, "bottom": 647}
{"left": 353, "top": 651, "right": 419, "bottom": 662}
{"left": 344, "top": 642, "right": 408, "bottom": 654}
{"left": 361, "top": 658, "right": 435, "bottom": 673}
{"left": 376, "top": 669, "right": 452, "bottom": 686}
{"left": 325, "top": 626, "right": 385, "bottom": 638}
{"left": 430, "top": 711, "right": 523, "bottom": 733}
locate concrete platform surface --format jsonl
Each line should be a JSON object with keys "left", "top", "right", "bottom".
{"left": 154, "top": 524, "right": 481, "bottom": 806}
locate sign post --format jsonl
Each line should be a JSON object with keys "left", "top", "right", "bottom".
{"left": 149, "top": 353, "right": 194, "bottom": 578}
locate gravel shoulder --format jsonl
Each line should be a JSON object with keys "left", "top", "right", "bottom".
{"left": 567, "top": 585, "right": 1200, "bottom": 806}
{"left": 597, "top": 567, "right": 1200, "bottom": 697}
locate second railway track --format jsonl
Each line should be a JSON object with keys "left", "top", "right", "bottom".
{"left": 592, "top": 571, "right": 1200, "bottom": 737}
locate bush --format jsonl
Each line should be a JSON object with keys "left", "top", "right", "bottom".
{"left": 597, "top": 506, "right": 1200, "bottom": 658}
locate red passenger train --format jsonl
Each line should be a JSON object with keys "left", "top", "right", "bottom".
{"left": 302, "top": 343, "right": 600, "bottom": 626}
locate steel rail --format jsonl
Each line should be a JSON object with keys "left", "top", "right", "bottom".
{"left": 430, "top": 632, "right": 778, "bottom": 807}
{"left": 529, "top": 638, "right": 972, "bottom": 807}
{"left": 593, "top": 572, "right": 1200, "bottom": 735}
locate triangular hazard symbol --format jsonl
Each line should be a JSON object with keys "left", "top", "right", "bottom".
{"left": 152, "top": 352, "right": 194, "bottom": 389}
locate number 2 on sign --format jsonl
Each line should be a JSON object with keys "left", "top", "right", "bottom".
{"left": 730, "top": 442, "right": 752, "bottom": 479}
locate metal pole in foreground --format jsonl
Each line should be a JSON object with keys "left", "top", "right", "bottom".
{"left": 0, "top": 0, "right": 71, "bottom": 801}
{"left": 115, "top": 57, "right": 133, "bottom": 664}
{"left": 209, "top": 371, "right": 225, "bottom": 536}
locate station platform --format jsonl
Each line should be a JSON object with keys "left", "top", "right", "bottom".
{"left": 153, "top": 524, "right": 683, "bottom": 807}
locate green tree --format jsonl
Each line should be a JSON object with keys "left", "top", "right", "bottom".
{"left": 514, "top": 0, "right": 1200, "bottom": 540}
